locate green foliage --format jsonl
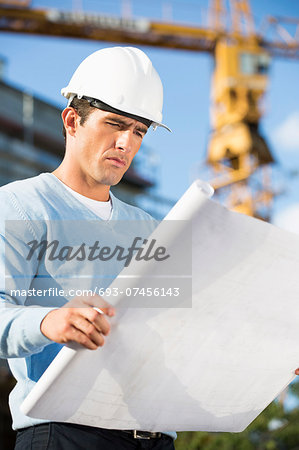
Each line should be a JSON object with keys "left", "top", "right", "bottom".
{"left": 175, "top": 382, "right": 299, "bottom": 450}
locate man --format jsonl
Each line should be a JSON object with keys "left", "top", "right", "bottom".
{"left": 0, "top": 46, "right": 175, "bottom": 449}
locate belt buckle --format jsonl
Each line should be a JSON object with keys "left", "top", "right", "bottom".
{"left": 133, "top": 430, "right": 161, "bottom": 439}
{"left": 133, "top": 430, "right": 151, "bottom": 439}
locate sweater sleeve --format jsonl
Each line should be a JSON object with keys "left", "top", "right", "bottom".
{"left": 0, "top": 190, "right": 54, "bottom": 358}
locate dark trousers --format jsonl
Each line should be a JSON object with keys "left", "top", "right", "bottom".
{"left": 15, "top": 422, "right": 175, "bottom": 450}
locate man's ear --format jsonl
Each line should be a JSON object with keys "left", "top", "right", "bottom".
{"left": 61, "top": 107, "right": 79, "bottom": 137}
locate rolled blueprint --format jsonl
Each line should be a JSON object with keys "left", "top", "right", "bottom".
{"left": 21, "top": 179, "right": 299, "bottom": 432}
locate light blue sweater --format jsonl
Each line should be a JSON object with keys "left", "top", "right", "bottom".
{"left": 0, "top": 173, "right": 176, "bottom": 439}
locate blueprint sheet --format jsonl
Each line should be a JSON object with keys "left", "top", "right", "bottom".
{"left": 21, "top": 180, "right": 299, "bottom": 432}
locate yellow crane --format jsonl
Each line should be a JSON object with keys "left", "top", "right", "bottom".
{"left": 0, "top": 0, "right": 299, "bottom": 219}
{"left": 208, "top": 0, "right": 274, "bottom": 219}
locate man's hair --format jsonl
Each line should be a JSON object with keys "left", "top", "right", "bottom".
{"left": 62, "top": 97, "right": 94, "bottom": 140}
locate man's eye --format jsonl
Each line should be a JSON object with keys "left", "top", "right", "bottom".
{"left": 107, "top": 122, "right": 120, "bottom": 128}
{"left": 135, "top": 131, "right": 143, "bottom": 138}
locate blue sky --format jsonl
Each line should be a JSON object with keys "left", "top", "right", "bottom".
{"left": 1, "top": 0, "right": 299, "bottom": 226}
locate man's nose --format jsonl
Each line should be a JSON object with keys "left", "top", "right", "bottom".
{"left": 115, "top": 130, "right": 133, "bottom": 153}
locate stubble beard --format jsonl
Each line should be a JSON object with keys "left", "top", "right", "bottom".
{"left": 94, "top": 166, "right": 125, "bottom": 186}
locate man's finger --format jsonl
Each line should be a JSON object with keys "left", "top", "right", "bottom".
{"left": 71, "top": 315, "right": 105, "bottom": 346}
{"left": 78, "top": 307, "right": 111, "bottom": 336}
{"left": 83, "top": 294, "right": 115, "bottom": 317}
{"left": 68, "top": 326, "right": 101, "bottom": 350}
{"left": 92, "top": 313, "right": 111, "bottom": 336}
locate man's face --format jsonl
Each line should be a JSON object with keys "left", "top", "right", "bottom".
{"left": 69, "top": 108, "right": 148, "bottom": 187}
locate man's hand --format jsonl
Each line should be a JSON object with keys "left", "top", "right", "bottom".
{"left": 40, "top": 294, "right": 115, "bottom": 350}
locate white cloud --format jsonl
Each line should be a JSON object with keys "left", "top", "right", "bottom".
{"left": 272, "top": 111, "right": 299, "bottom": 152}
{"left": 272, "top": 204, "right": 299, "bottom": 234}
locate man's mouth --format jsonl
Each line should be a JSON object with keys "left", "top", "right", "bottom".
{"left": 106, "top": 157, "right": 127, "bottom": 168}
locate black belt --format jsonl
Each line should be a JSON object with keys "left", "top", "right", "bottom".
{"left": 121, "top": 430, "right": 163, "bottom": 440}
{"left": 18, "top": 424, "right": 167, "bottom": 441}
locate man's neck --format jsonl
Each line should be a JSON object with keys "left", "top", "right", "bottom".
{"left": 52, "top": 168, "right": 110, "bottom": 202}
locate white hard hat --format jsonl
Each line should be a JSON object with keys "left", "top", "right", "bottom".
{"left": 61, "top": 46, "right": 170, "bottom": 132}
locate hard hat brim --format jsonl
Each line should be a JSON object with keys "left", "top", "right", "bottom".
{"left": 64, "top": 92, "right": 172, "bottom": 132}
{"left": 152, "top": 121, "right": 172, "bottom": 133}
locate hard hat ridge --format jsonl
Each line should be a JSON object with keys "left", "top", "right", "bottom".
{"left": 61, "top": 46, "right": 171, "bottom": 132}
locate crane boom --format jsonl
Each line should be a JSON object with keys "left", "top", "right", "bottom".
{"left": 0, "top": 5, "right": 298, "bottom": 57}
